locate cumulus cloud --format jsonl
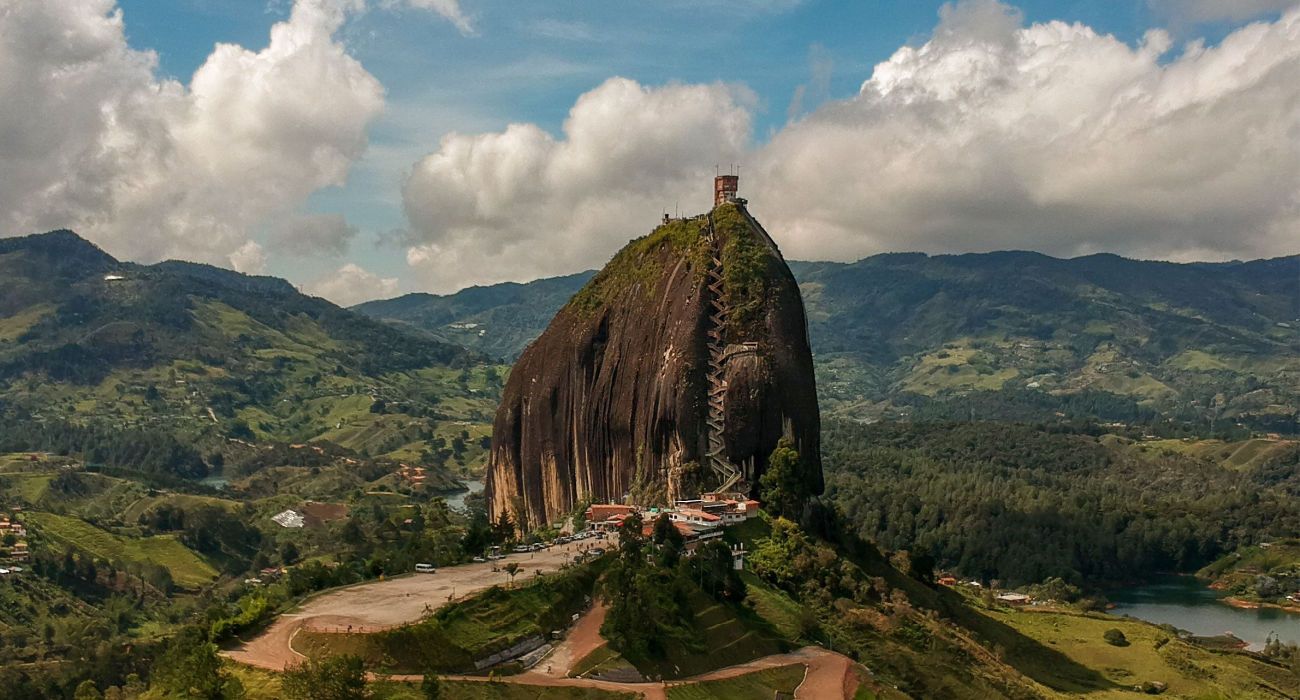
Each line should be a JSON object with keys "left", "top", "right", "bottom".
{"left": 305, "top": 263, "right": 399, "bottom": 306}
{"left": 400, "top": 78, "right": 754, "bottom": 291}
{"left": 754, "top": 0, "right": 1300, "bottom": 263}
{"left": 269, "top": 213, "right": 359, "bottom": 256}
{"left": 1148, "top": 0, "right": 1299, "bottom": 26}
{"left": 0, "top": 0, "right": 383, "bottom": 268}
{"left": 229, "top": 241, "right": 269, "bottom": 275}
{"left": 399, "top": 0, "right": 1300, "bottom": 290}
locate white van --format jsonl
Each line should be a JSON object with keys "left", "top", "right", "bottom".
{"left": 414, "top": 563, "right": 436, "bottom": 573}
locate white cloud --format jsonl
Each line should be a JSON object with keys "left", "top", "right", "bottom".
{"left": 753, "top": 0, "right": 1300, "bottom": 264}
{"left": 400, "top": 77, "right": 754, "bottom": 291}
{"left": 399, "top": 0, "right": 1300, "bottom": 290}
{"left": 0, "top": 0, "right": 383, "bottom": 269}
{"left": 1148, "top": 0, "right": 1299, "bottom": 26}
{"left": 269, "top": 213, "right": 359, "bottom": 256}
{"left": 305, "top": 263, "right": 399, "bottom": 306}
{"left": 393, "top": 0, "right": 474, "bottom": 35}
{"left": 229, "top": 241, "right": 269, "bottom": 274}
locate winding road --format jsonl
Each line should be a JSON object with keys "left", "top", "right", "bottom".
{"left": 224, "top": 542, "right": 592, "bottom": 670}
{"left": 224, "top": 547, "right": 869, "bottom": 698}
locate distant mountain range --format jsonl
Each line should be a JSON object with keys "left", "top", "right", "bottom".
{"left": 357, "top": 250, "right": 1300, "bottom": 431}
{"left": 3, "top": 229, "right": 1296, "bottom": 444}
{"left": 0, "top": 230, "right": 500, "bottom": 474}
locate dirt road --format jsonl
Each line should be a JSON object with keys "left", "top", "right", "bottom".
{"left": 539, "top": 600, "right": 608, "bottom": 677}
{"left": 382, "top": 646, "right": 861, "bottom": 699}
{"left": 224, "top": 541, "right": 600, "bottom": 670}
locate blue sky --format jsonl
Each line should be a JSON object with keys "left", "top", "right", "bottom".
{"left": 115, "top": 0, "right": 1259, "bottom": 287}
{"left": 6, "top": 0, "right": 1297, "bottom": 302}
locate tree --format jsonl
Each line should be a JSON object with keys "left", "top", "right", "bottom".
{"left": 758, "top": 438, "right": 806, "bottom": 519}
{"left": 651, "top": 514, "right": 684, "bottom": 567}
{"left": 153, "top": 627, "right": 244, "bottom": 699}
{"left": 692, "top": 540, "right": 746, "bottom": 602}
{"left": 491, "top": 512, "right": 514, "bottom": 543}
{"left": 280, "top": 541, "right": 300, "bottom": 565}
{"left": 502, "top": 562, "right": 521, "bottom": 588}
{"left": 73, "top": 680, "right": 102, "bottom": 700}
{"left": 341, "top": 518, "right": 365, "bottom": 547}
{"left": 282, "top": 655, "right": 367, "bottom": 700}
{"left": 420, "top": 673, "right": 442, "bottom": 700}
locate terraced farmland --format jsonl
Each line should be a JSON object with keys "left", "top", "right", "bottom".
{"left": 24, "top": 510, "right": 218, "bottom": 589}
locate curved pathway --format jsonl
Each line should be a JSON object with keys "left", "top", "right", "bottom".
{"left": 388, "top": 646, "right": 861, "bottom": 699}
{"left": 224, "top": 543, "right": 590, "bottom": 670}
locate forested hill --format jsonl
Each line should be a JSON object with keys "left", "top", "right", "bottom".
{"left": 823, "top": 420, "right": 1300, "bottom": 587}
{"left": 352, "top": 271, "right": 594, "bottom": 361}
{"left": 357, "top": 250, "right": 1300, "bottom": 432}
{"left": 0, "top": 230, "right": 500, "bottom": 480}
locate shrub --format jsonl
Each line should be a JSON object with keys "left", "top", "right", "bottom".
{"left": 1104, "top": 628, "right": 1129, "bottom": 647}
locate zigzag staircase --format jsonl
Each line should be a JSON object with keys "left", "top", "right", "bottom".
{"left": 703, "top": 213, "right": 743, "bottom": 494}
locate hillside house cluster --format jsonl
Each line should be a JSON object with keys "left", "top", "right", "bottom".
{"left": 1, "top": 510, "right": 29, "bottom": 563}
{"left": 396, "top": 463, "right": 427, "bottom": 486}
{"left": 583, "top": 492, "right": 760, "bottom": 554}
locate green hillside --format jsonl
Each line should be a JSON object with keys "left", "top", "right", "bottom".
{"left": 355, "top": 251, "right": 1300, "bottom": 433}
{"left": 352, "top": 271, "right": 595, "bottom": 361}
{"left": 0, "top": 230, "right": 504, "bottom": 482}
{"left": 24, "top": 511, "right": 218, "bottom": 589}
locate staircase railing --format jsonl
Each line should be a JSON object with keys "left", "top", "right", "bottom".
{"left": 702, "top": 213, "right": 742, "bottom": 493}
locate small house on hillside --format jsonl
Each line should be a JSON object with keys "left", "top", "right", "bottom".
{"left": 996, "top": 593, "right": 1032, "bottom": 606}
{"left": 585, "top": 504, "right": 637, "bottom": 524}
{"left": 271, "top": 510, "right": 305, "bottom": 528}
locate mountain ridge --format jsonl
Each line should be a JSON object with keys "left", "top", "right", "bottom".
{"left": 359, "top": 247, "right": 1300, "bottom": 431}
{"left": 0, "top": 229, "right": 499, "bottom": 482}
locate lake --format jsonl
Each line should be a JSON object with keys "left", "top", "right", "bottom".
{"left": 1108, "top": 575, "right": 1300, "bottom": 651}
{"left": 443, "top": 478, "right": 484, "bottom": 512}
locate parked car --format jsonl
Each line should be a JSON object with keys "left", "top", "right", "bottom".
{"left": 472, "top": 556, "right": 486, "bottom": 562}
{"left": 414, "top": 563, "right": 436, "bottom": 573}
{"left": 513, "top": 544, "right": 531, "bottom": 553}
{"left": 530, "top": 542, "right": 546, "bottom": 551}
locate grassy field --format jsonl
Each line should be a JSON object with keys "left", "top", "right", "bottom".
{"left": 24, "top": 510, "right": 218, "bottom": 589}
{"left": 739, "top": 572, "right": 808, "bottom": 641}
{"left": 0, "top": 302, "right": 53, "bottom": 342}
{"left": 984, "top": 605, "right": 1300, "bottom": 698}
{"left": 1129, "top": 437, "right": 1297, "bottom": 472}
{"left": 119, "top": 492, "right": 241, "bottom": 524}
{"left": 900, "top": 346, "right": 1019, "bottom": 396}
{"left": 0, "top": 471, "right": 55, "bottom": 501}
{"left": 619, "top": 589, "right": 788, "bottom": 680}
{"left": 665, "top": 663, "right": 804, "bottom": 699}
{"left": 570, "top": 644, "right": 638, "bottom": 679}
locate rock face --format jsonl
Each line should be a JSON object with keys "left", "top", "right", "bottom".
{"left": 486, "top": 201, "right": 822, "bottom": 529}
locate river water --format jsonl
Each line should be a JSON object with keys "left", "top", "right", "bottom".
{"left": 443, "top": 478, "right": 485, "bottom": 512}
{"left": 1108, "top": 575, "right": 1300, "bottom": 651}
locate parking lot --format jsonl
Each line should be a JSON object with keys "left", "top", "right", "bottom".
{"left": 224, "top": 534, "right": 611, "bottom": 670}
